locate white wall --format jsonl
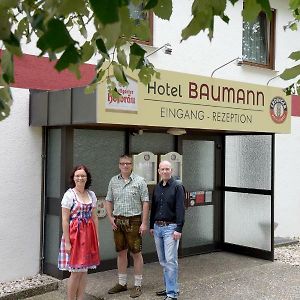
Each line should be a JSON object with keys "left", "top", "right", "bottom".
{"left": 0, "top": 88, "right": 42, "bottom": 282}
{"left": 275, "top": 118, "right": 300, "bottom": 237}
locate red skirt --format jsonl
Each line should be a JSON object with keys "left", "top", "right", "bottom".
{"left": 58, "top": 218, "right": 100, "bottom": 271}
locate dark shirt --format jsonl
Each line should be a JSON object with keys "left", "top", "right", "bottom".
{"left": 150, "top": 177, "right": 185, "bottom": 233}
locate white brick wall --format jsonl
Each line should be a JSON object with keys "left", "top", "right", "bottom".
{"left": 0, "top": 88, "right": 42, "bottom": 281}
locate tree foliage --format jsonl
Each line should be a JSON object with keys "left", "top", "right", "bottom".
{"left": 0, "top": 0, "right": 299, "bottom": 121}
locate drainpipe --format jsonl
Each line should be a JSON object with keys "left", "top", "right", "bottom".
{"left": 39, "top": 127, "right": 47, "bottom": 274}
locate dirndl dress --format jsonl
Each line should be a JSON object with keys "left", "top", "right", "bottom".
{"left": 58, "top": 188, "right": 100, "bottom": 272}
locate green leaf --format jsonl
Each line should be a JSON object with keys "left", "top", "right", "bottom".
{"left": 211, "top": 0, "right": 226, "bottom": 15}
{"left": 289, "top": 0, "right": 300, "bottom": 10}
{"left": 0, "top": 10, "right": 10, "bottom": 40}
{"left": 183, "top": 0, "right": 225, "bottom": 41}
{"left": 37, "top": 18, "right": 74, "bottom": 53}
{"left": 96, "top": 38, "right": 109, "bottom": 59}
{"left": 256, "top": 0, "right": 272, "bottom": 19}
{"left": 289, "top": 51, "right": 300, "bottom": 61}
{"left": 129, "top": 43, "right": 146, "bottom": 70}
{"left": 112, "top": 62, "right": 128, "bottom": 85}
{"left": 77, "top": 15, "right": 87, "bottom": 38}
{"left": 79, "top": 25, "right": 88, "bottom": 39}
{"left": 131, "top": 0, "right": 141, "bottom": 6}
{"left": 283, "top": 83, "right": 294, "bottom": 96}
{"left": 68, "top": 64, "right": 81, "bottom": 79}
{"left": 0, "top": 86, "right": 12, "bottom": 121}
{"left": 221, "top": 14, "right": 230, "bottom": 23}
{"left": 243, "top": 1, "right": 260, "bottom": 22}
{"left": 130, "top": 42, "right": 146, "bottom": 56}
{"left": 129, "top": 55, "right": 140, "bottom": 71}
{"left": 16, "top": 17, "right": 28, "bottom": 39}
{"left": 3, "top": 32, "right": 22, "bottom": 56}
{"left": 0, "top": 0, "right": 19, "bottom": 8}
{"left": 181, "top": 11, "right": 212, "bottom": 41}
{"left": 290, "top": 22, "right": 298, "bottom": 31}
{"left": 85, "top": 83, "right": 97, "bottom": 94}
{"left": 31, "top": 12, "right": 46, "bottom": 31}
{"left": 96, "top": 57, "right": 105, "bottom": 69}
{"left": 280, "top": 64, "right": 300, "bottom": 80}
{"left": 133, "top": 19, "right": 150, "bottom": 41}
{"left": 55, "top": 44, "right": 81, "bottom": 71}
{"left": 153, "top": 0, "right": 173, "bottom": 20}
{"left": 119, "top": 6, "right": 134, "bottom": 38}
{"left": 96, "top": 69, "right": 106, "bottom": 82}
{"left": 99, "top": 21, "right": 121, "bottom": 50}
{"left": 81, "top": 42, "right": 94, "bottom": 62}
{"left": 110, "top": 87, "right": 121, "bottom": 98}
{"left": 242, "top": 0, "right": 272, "bottom": 21}
{"left": 89, "top": 0, "right": 119, "bottom": 25}
{"left": 117, "top": 48, "right": 128, "bottom": 67}
{"left": 57, "top": 0, "right": 86, "bottom": 16}
{"left": 1, "top": 50, "right": 14, "bottom": 84}
{"left": 144, "top": 0, "right": 159, "bottom": 10}
{"left": 138, "top": 65, "right": 154, "bottom": 85}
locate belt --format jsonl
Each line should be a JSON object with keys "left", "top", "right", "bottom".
{"left": 155, "top": 220, "right": 175, "bottom": 226}
{"left": 114, "top": 215, "right": 141, "bottom": 220}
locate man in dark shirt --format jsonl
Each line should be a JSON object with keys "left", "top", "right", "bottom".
{"left": 150, "top": 160, "right": 185, "bottom": 300}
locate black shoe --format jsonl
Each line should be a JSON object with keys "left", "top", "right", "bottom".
{"left": 156, "top": 290, "right": 167, "bottom": 296}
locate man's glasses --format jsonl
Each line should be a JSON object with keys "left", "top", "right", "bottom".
{"left": 74, "top": 175, "right": 87, "bottom": 178}
{"left": 119, "top": 162, "right": 132, "bottom": 166}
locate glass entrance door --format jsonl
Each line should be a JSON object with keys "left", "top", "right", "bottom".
{"left": 178, "top": 136, "right": 222, "bottom": 256}
{"left": 223, "top": 134, "right": 274, "bottom": 260}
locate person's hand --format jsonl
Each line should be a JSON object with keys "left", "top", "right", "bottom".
{"left": 139, "top": 223, "right": 147, "bottom": 236}
{"left": 173, "top": 231, "right": 182, "bottom": 240}
{"left": 149, "top": 229, "right": 154, "bottom": 237}
{"left": 109, "top": 216, "right": 118, "bottom": 231}
{"left": 65, "top": 241, "right": 71, "bottom": 254}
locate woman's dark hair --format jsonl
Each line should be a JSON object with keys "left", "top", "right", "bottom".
{"left": 69, "top": 165, "right": 92, "bottom": 189}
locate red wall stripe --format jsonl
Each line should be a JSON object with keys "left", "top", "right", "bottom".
{"left": 292, "top": 95, "right": 300, "bottom": 117}
{"left": 8, "top": 52, "right": 96, "bottom": 90}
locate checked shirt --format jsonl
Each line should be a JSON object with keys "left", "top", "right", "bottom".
{"left": 106, "top": 172, "right": 149, "bottom": 217}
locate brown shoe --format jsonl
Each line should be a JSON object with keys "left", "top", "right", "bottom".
{"left": 130, "top": 286, "right": 142, "bottom": 298}
{"left": 108, "top": 283, "right": 127, "bottom": 294}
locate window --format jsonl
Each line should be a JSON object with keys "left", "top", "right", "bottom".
{"left": 242, "top": 10, "right": 276, "bottom": 69}
{"left": 128, "top": 3, "right": 153, "bottom": 46}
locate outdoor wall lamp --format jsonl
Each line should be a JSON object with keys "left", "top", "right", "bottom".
{"left": 130, "top": 129, "right": 144, "bottom": 136}
{"left": 146, "top": 43, "right": 172, "bottom": 58}
{"left": 210, "top": 57, "right": 243, "bottom": 78}
{"left": 167, "top": 128, "right": 186, "bottom": 135}
{"left": 266, "top": 74, "right": 281, "bottom": 86}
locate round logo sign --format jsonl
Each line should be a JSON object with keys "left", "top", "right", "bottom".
{"left": 270, "top": 97, "right": 288, "bottom": 124}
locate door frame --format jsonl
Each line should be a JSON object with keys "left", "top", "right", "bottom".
{"left": 177, "top": 133, "right": 223, "bottom": 257}
{"left": 221, "top": 133, "right": 274, "bottom": 261}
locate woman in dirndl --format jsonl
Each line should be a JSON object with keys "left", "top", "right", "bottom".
{"left": 58, "top": 165, "right": 100, "bottom": 300}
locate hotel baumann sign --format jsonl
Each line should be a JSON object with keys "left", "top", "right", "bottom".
{"left": 97, "top": 68, "right": 291, "bottom": 133}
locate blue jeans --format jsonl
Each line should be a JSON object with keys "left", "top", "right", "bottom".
{"left": 154, "top": 223, "right": 179, "bottom": 299}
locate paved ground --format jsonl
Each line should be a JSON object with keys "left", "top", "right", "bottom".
{"left": 25, "top": 251, "right": 300, "bottom": 300}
